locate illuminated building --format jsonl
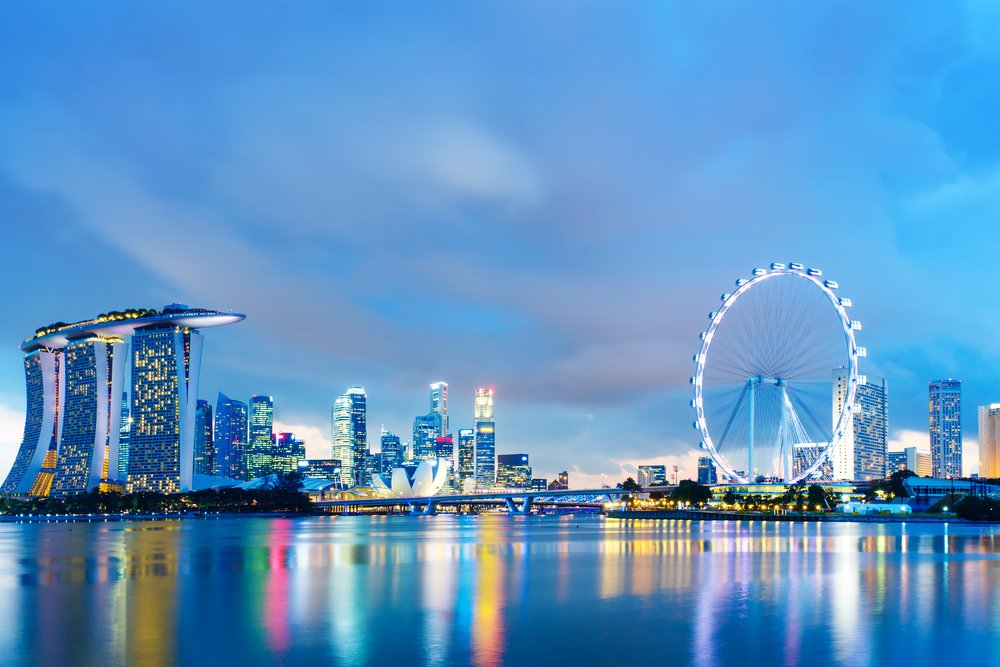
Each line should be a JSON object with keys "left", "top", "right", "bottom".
{"left": 332, "top": 387, "right": 367, "bottom": 486}
{"left": 380, "top": 430, "right": 403, "bottom": 474}
{"left": 548, "top": 470, "right": 569, "bottom": 490}
{"left": 429, "top": 381, "right": 448, "bottom": 436}
{"left": 118, "top": 391, "right": 131, "bottom": 478}
{"left": 0, "top": 350, "right": 61, "bottom": 495}
{"left": 457, "top": 428, "right": 475, "bottom": 491}
{"left": 194, "top": 399, "right": 214, "bottom": 476}
{"left": 1, "top": 305, "right": 243, "bottom": 495}
{"left": 297, "top": 458, "right": 342, "bottom": 481}
{"left": 929, "top": 379, "right": 962, "bottom": 478}
{"left": 979, "top": 404, "right": 1000, "bottom": 478}
{"left": 412, "top": 413, "right": 441, "bottom": 462}
{"left": 270, "top": 432, "right": 306, "bottom": 475}
{"left": 371, "top": 459, "right": 451, "bottom": 498}
{"left": 531, "top": 478, "right": 547, "bottom": 491}
{"left": 474, "top": 387, "right": 496, "bottom": 490}
{"left": 832, "top": 370, "right": 888, "bottom": 480}
{"left": 435, "top": 435, "right": 455, "bottom": 491}
{"left": 792, "top": 443, "right": 834, "bottom": 480}
{"left": 496, "top": 454, "right": 530, "bottom": 489}
{"left": 697, "top": 458, "right": 718, "bottom": 485}
{"left": 638, "top": 465, "right": 667, "bottom": 488}
{"left": 886, "top": 448, "right": 930, "bottom": 477}
{"left": 215, "top": 393, "right": 248, "bottom": 480}
{"left": 246, "top": 395, "right": 274, "bottom": 479}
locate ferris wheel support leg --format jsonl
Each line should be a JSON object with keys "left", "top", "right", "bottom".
{"left": 748, "top": 379, "right": 754, "bottom": 483}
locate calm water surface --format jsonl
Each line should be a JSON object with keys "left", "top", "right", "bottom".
{"left": 0, "top": 515, "right": 997, "bottom": 666}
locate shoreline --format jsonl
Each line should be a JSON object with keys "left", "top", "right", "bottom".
{"left": 605, "top": 508, "right": 996, "bottom": 523}
{"left": 0, "top": 511, "right": 309, "bottom": 523}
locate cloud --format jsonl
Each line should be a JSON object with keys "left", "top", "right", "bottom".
{"left": 0, "top": 400, "right": 24, "bottom": 480}
{"left": 568, "top": 449, "right": 704, "bottom": 489}
{"left": 273, "top": 421, "right": 328, "bottom": 460}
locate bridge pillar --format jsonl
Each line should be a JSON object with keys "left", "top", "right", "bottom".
{"left": 518, "top": 497, "right": 533, "bottom": 515}
{"left": 504, "top": 497, "right": 517, "bottom": 514}
{"left": 423, "top": 500, "right": 438, "bottom": 516}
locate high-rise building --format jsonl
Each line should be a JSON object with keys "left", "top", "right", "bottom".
{"left": 270, "top": 432, "right": 306, "bottom": 475}
{"left": 332, "top": 387, "right": 367, "bottom": 486}
{"left": 430, "top": 382, "right": 448, "bottom": 436}
{"left": 215, "top": 393, "right": 249, "bottom": 480}
{"left": 1, "top": 305, "right": 243, "bottom": 496}
{"left": 246, "top": 395, "right": 274, "bottom": 479}
{"left": 548, "top": 470, "right": 569, "bottom": 490}
{"left": 930, "top": 380, "right": 962, "bottom": 479}
{"left": 792, "top": 443, "right": 834, "bottom": 480}
{"left": 457, "top": 428, "right": 475, "bottom": 491}
{"left": 531, "top": 478, "right": 548, "bottom": 491}
{"left": 887, "top": 447, "right": 932, "bottom": 477}
{"left": 50, "top": 338, "right": 126, "bottom": 496}
{"left": 380, "top": 430, "right": 404, "bottom": 474}
{"left": 412, "top": 413, "right": 442, "bottom": 462}
{"left": 297, "top": 458, "right": 342, "bottom": 481}
{"left": 435, "top": 435, "right": 455, "bottom": 491}
{"left": 832, "top": 370, "right": 888, "bottom": 480}
{"left": 697, "top": 458, "right": 718, "bottom": 485}
{"left": 979, "top": 404, "right": 1000, "bottom": 479}
{"left": 887, "top": 451, "right": 906, "bottom": 474}
{"left": 496, "top": 454, "right": 530, "bottom": 489}
{"left": 474, "top": 387, "right": 496, "bottom": 490}
{"left": 363, "top": 452, "right": 380, "bottom": 486}
{"left": 118, "top": 391, "right": 131, "bottom": 480}
{"left": 638, "top": 465, "right": 667, "bottom": 487}
{"left": 193, "top": 399, "right": 214, "bottom": 476}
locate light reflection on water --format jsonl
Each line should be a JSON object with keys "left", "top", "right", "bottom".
{"left": 0, "top": 516, "right": 997, "bottom": 666}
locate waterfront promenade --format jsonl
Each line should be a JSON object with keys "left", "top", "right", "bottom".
{"left": 607, "top": 508, "right": 990, "bottom": 523}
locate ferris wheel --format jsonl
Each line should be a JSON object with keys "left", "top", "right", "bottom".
{"left": 691, "top": 263, "right": 864, "bottom": 484}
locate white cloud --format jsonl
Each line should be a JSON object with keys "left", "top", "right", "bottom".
{"left": 273, "top": 421, "right": 328, "bottom": 460}
{"left": 0, "top": 400, "right": 25, "bottom": 481}
{"left": 568, "top": 448, "right": 703, "bottom": 489}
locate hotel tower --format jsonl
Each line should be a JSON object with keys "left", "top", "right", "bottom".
{"left": 1, "top": 305, "right": 244, "bottom": 496}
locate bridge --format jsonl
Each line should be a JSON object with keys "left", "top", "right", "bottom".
{"left": 313, "top": 487, "right": 629, "bottom": 516}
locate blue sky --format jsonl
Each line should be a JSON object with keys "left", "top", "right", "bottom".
{"left": 1, "top": 1, "right": 998, "bottom": 483}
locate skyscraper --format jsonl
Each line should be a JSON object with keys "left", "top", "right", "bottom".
{"left": 832, "top": 370, "right": 888, "bottom": 480}
{"left": 929, "top": 380, "right": 962, "bottom": 479}
{"left": 496, "top": 454, "right": 530, "bottom": 489}
{"left": 638, "top": 465, "right": 667, "bottom": 487}
{"left": 978, "top": 404, "right": 1000, "bottom": 479}
{"left": 435, "top": 435, "right": 455, "bottom": 491}
{"left": 457, "top": 428, "right": 475, "bottom": 492}
{"left": 194, "top": 399, "right": 214, "bottom": 476}
{"left": 380, "top": 430, "right": 404, "bottom": 474}
{"left": 215, "top": 392, "right": 249, "bottom": 480}
{"left": 697, "top": 458, "right": 718, "bottom": 485}
{"left": 118, "top": 391, "right": 131, "bottom": 480}
{"left": 474, "top": 387, "right": 496, "bottom": 490}
{"left": 887, "top": 447, "right": 932, "bottom": 477}
{"left": 50, "top": 337, "right": 126, "bottom": 496}
{"left": 412, "top": 413, "right": 442, "bottom": 462}
{"left": 246, "top": 395, "right": 274, "bottom": 479}
{"left": 1, "top": 305, "right": 243, "bottom": 496}
{"left": 271, "top": 432, "right": 306, "bottom": 475}
{"left": 430, "top": 382, "right": 448, "bottom": 436}
{"left": 332, "top": 387, "right": 367, "bottom": 486}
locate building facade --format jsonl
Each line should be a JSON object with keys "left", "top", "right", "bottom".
{"left": 930, "top": 380, "right": 962, "bottom": 479}
{"left": 979, "top": 404, "right": 1000, "bottom": 479}
{"left": 215, "top": 393, "right": 248, "bottom": 480}
{"left": 474, "top": 387, "right": 496, "bottom": 490}
{"left": 697, "top": 457, "right": 718, "bottom": 485}
{"left": 457, "top": 428, "right": 475, "bottom": 491}
{"left": 193, "top": 399, "right": 214, "bottom": 476}
{"left": 638, "top": 465, "right": 667, "bottom": 487}
{"left": 412, "top": 413, "right": 442, "bottom": 462}
{"left": 246, "top": 395, "right": 274, "bottom": 479}
{"left": 332, "top": 387, "right": 367, "bottom": 486}
{"left": 831, "top": 370, "right": 888, "bottom": 480}
{"left": 496, "top": 454, "right": 530, "bottom": 489}
{"left": 429, "top": 382, "right": 448, "bottom": 436}
{"left": 380, "top": 430, "right": 404, "bottom": 474}
{"left": 270, "top": 432, "right": 306, "bottom": 475}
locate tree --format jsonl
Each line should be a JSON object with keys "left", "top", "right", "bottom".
{"left": 618, "top": 477, "right": 641, "bottom": 492}
{"left": 953, "top": 495, "right": 1000, "bottom": 521}
{"left": 807, "top": 484, "right": 836, "bottom": 510}
{"left": 670, "top": 479, "right": 712, "bottom": 506}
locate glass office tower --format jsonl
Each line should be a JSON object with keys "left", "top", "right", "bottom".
{"left": 929, "top": 379, "right": 962, "bottom": 479}
{"left": 246, "top": 395, "right": 274, "bottom": 479}
{"left": 474, "top": 387, "right": 496, "bottom": 490}
{"left": 332, "top": 387, "right": 367, "bottom": 486}
{"left": 215, "top": 392, "right": 248, "bottom": 480}
{"left": 194, "top": 399, "right": 214, "bottom": 476}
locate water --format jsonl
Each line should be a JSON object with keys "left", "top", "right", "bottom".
{"left": 0, "top": 515, "right": 997, "bottom": 667}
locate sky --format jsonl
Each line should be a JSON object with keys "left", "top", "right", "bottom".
{"left": 0, "top": 1, "right": 998, "bottom": 484}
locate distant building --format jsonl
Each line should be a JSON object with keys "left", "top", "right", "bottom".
{"left": 497, "top": 454, "right": 530, "bottom": 489}
{"left": 792, "top": 443, "right": 834, "bottom": 480}
{"left": 474, "top": 388, "right": 496, "bottom": 490}
{"left": 118, "top": 391, "right": 131, "bottom": 481}
{"left": 979, "top": 404, "right": 1000, "bottom": 479}
{"left": 270, "top": 432, "right": 306, "bottom": 475}
{"left": 887, "top": 447, "right": 932, "bottom": 477}
{"left": 930, "top": 380, "right": 962, "bottom": 478}
{"left": 531, "top": 478, "right": 547, "bottom": 491}
{"left": 412, "top": 413, "right": 442, "bottom": 462}
{"left": 332, "top": 387, "right": 367, "bottom": 486}
{"left": 832, "top": 370, "right": 888, "bottom": 480}
{"left": 697, "top": 457, "right": 718, "bottom": 485}
{"left": 380, "top": 430, "right": 404, "bottom": 474}
{"left": 246, "top": 395, "right": 274, "bottom": 479}
{"left": 215, "top": 392, "right": 248, "bottom": 480}
{"left": 297, "top": 458, "right": 342, "bottom": 481}
{"left": 429, "top": 382, "right": 449, "bottom": 436}
{"left": 548, "top": 470, "right": 569, "bottom": 490}
{"left": 194, "top": 399, "right": 214, "bottom": 476}
{"left": 457, "top": 428, "right": 475, "bottom": 491}
{"left": 638, "top": 465, "right": 667, "bottom": 487}
{"left": 435, "top": 435, "right": 455, "bottom": 491}
{"left": 364, "top": 451, "right": 381, "bottom": 485}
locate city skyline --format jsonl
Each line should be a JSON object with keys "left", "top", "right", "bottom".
{"left": 2, "top": 3, "right": 999, "bottom": 484}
